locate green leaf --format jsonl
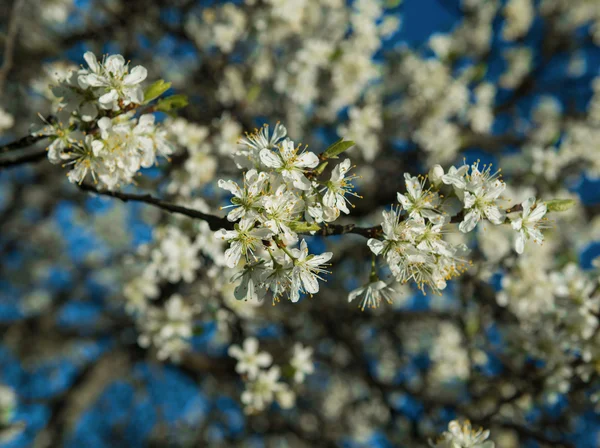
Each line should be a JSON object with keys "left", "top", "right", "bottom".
{"left": 545, "top": 199, "right": 576, "bottom": 212}
{"left": 313, "top": 161, "right": 329, "bottom": 176}
{"left": 143, "top": 80, "right": 172, "bottom": 104}
{"left": 321, "top": 138, "right": 355, "bottom": 160}
{"left": 288, "top": 222, "right": 322, "bottom": 233}
{"left": 385, "top": 0, "right": 403, "bottom": 7}
{"left": 155, "top": 94, "right": 189, "bottom": 115}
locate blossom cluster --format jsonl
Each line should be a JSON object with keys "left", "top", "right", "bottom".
{"left": 216, "top": 123, "right": 357, "bottom": 303}
{"left": 137, "top": 294, "right": 198, "bottom": 362}
{"left": 36, "top": 52, "right": 174, "bottom": 189}
{"left": 365, "top": 162, "right": 549, "bottom": 298}
{"left": 430, "top": 420, "right": 495, "bottom": 448}
{"left": 183, "top": 0, "right": 400, "bottom": 161}
{"left": 498, "top": 251, "right": 600, "bottom": 400}
{"left": 228, "top": 337, "right": 314, "bottom": 414}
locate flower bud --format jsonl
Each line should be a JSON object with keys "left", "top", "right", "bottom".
{"left": 429, "top": 164, "right": 444, "bottom": 186}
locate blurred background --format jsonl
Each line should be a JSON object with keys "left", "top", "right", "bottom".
{"left": 1, "top": 0, "right": 600, "bottom": 447}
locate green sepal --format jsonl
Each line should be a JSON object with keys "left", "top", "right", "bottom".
{"left": 314, "top": 161, "right": 329, "bottom": 176}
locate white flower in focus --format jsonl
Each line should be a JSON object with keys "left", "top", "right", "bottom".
{"left": 259, "top": 139, "right": 319, "bottom": 190}
{"left": 219, "top": 170, "right": 268, "bottom": 222}
{"left": 441, "top": 164, "right": 469, "bottom": 189}
{"left": 79, "top": 52, "right": 147, "bottom": 110}
{"left": 232, "top": 261, "right": 268, "bottom": 301}
{"left": 290, "top": 343, "right": 314, "bottom": 383}
{"left": 367, "top": 206, "right": 408, "bottom": 257}
{"left": 215, "top": 219, "right": 273, "bottom": 268}
{"left": 510, "top": 197, "right": 548, "bottom": 254}
{"left": 458, "top": 164, "right": 506, "bottom": 232}
{"left": 397, "top": 173, "right": 441, "bottom": 222}
{"left": 289, "top": 240, "right": 333, "bottom": 302}
{"left": 260, "top": 186, "right": 302, "bottom": 242}
{"left": 322, "top": 158, "right": 359, "bottom": 221}
{"left": 459, "top": 183, "right": 506, "bottom": 232}
{"left": 430, "top": 420, "right": 494, "bottom": 448}
{"left": 348, "top": 280, "right": 395, "bottom": 311}
{"left": 239, "top": 122, "right": 287, "bottom": 154}
{"left": 228, "top": 337, "right": 273, "bottom": 380}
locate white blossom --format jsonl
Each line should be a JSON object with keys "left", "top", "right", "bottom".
{"left": 290, "top": 343, "right": 315, "bottom": 383}
{"left": 510, "top": 197, "right": 548, "bottom": 254}
{"left": 228, "top": 337, "right": 273, "bottom": 380}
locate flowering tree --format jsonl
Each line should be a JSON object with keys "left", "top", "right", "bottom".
{"left": 0, "top": 0, "right": 599, "bottom": 447}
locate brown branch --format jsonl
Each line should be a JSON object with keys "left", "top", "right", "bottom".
{"left": 77, "top": 183, "right": 384, "bottom": 238}
{"left": 78, "top": 183, "right": 234, "bottom": 231}
{"left": 0, "top": 147, "right": 47, "bottom": 168}
{"left": 0, "top": 134, "right": 48, "bottom": 153}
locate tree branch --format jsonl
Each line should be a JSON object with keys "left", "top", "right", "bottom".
{"left": 0, "top": 134, "right": 47, "bottom": 153}
{"left": 77, "top": 183, "right": 385, "bottom": 237}
{"left": 0, "top": 147, "right": 47, "bottom": 168}
{"left": 78, "top": 183, "right": 234, "bottom": 230}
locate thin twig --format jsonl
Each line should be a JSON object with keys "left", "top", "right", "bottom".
{"left": 0, "top": 147, "right": 47, "bottom": 168}
{"left": 77, "top": 183, "right": 383, "bottom": 238}
{"left": 78, "top": 183, "right": 234, "bottom": 231}
{"left": 0, "top": 134, "right": 48, "bottom": 153}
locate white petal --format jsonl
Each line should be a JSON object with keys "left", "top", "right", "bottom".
{"left": 218, "top": 179, "right": 243, "bottom": 197}
{"left": 85, "top": 74, "right": 109, "bottom": 87}
{"left": 123, "top": 65, "right": 148, "bottom": 85}
{"left": 367, "top": 238, "right": 384, "bottom": 255}
{"left": 484, "top": 205, "right": 505, "bottom": 225}
{"left": 244, "top": 337, "right": 258, "bottom": 354}
{"left": 295, "top": 152, "right": 319, "bottom": 168}
{"left": 515, "top": 231, "right": 525, "bottom": 254}
{"left": 224, "top": 241, "right": 243, "bottom": 267}
{"left": 528, "top": 203, "right": 547, "bottom": 222}
{"left": 83, "top": 52, "right": 100, "bottom": 72}
{"left": 98, "top": 89, "right": 119, "bottom": 108}
{"left": 459, "top": 210, "right": 480, "bottom": 233}
{"left": 105, "top": 54, "right": 126, "bottom": 76}
{"left": 300, "top": 270, "right": 319, "bottom": 294}
{"left": 259, "top": 149, "right": 283, "bottom": 168}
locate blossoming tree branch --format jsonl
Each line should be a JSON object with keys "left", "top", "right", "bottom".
{"left": 1, "top": 1, "right": 600, "bottom": 446}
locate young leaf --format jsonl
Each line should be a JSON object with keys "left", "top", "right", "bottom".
{"left": 321, "top": 138, "right": 355, "bottom": 160}
{"left": 155, "top": 94, "right": 189, "bottom": 115}
{"left": 545, "top": 199, "right": 576, "bottom": 212}
{"left": 143, "top": 80, "right": 172, "bottom": 104}
{"left": 288, "top": 222, "right": 321, "bottom": 233}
